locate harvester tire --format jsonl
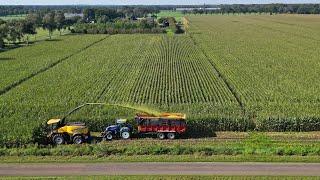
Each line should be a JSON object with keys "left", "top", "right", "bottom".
{"left": 167, "top": 133, "right": 176, "bottom": 140}
{"left": 104, "top": 131, "right": 113, "bottom": 141}
{"left": 157, "top": 132, "right": 165, "bottom": 139}
{"left": 73, "top": 135, "right": 84, "bottom": 144}
{"left": 53, "top": 134, "right": 65, "bottom": 145}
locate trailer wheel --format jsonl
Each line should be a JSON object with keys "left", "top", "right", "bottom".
{"left": 104, "top": 131, "right": 113, "bottom": 141}
{"left": 52, "top": 134, "right": 65, "bottom": 145}
{"left": 157, "top": 132, "right": 165, "bottom": 139}
{"left": 167, "top": 133, "right": 176, "bottom": 140}
{"left": 73, "top": 135, "right": 84, "bottom": 144}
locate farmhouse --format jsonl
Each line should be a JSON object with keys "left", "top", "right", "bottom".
{"left": 64, "top": 13, "right": 84, "bottom": 19}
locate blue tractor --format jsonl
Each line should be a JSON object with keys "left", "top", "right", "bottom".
{"left": 101, "top": 119, "right": 133, "bottom": 140}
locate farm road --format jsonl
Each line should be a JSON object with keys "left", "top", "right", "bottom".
{"left": 1, "top": 162, "right": 320, "bottom": 176}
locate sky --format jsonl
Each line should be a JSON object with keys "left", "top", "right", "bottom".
{"left": 1, "top": 0, "right": 319, "bottom": 5}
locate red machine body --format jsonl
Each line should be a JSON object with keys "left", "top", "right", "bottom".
{"left": 135, "top": 113, "right": 187, "bottom": 139}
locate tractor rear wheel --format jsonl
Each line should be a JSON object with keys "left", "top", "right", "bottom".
{"left": 73, "top": 135, "right": 84, "bottom": 144}
{"left": 104, "top": 131, "right": 113, "bottom": 141}
{"left": 52, "top": 134, "right": 65, "bottom": 145}
{"left": 157, "top": 132, "right": 165, "bottom": 140}
{"left": 121, "top": 131, "right": 131, "bottom": 139}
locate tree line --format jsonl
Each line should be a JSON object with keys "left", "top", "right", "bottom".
{"left": 0, "top": 11, "right": 75, "bottom": 48}
{"left": 0, "top": 6, "right": 160, "bottom": 17}
{"left": 1, "top": 4, "right": 320, "bottom": 17}
{"left": 0, "top": 7, "right": 163, "bottom": 48}
{"left": 182, "top": 4, "right": 320, "bottom": 15}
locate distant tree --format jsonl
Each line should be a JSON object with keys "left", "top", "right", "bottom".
{"left": 6, "top": 20, "right": 24, "bottom": 44}
{"left": 54, "top": 12, "right": 65, "bottom": 35}
{"left": 25, "top": 13, "right": 42, "bottom": 40}
{"left": 21, "top": 20, "right": 37, "bottom": 45}
{"left": 83, "top": 8, "right": 95, "bottom": 22}
{"left": 96, "top": 15, "right": 109, "bottom": 23}
{"left": 42, "top": 12, "right": 56, "bottom": 39}
{"left": 151, "top": 14, "right": 157, "bottom": 27}
{"left": 0, "top": 20, "right": 7, "bottom": 49}
{"left": 26, "top": 13, "right": 42, "bottom": 26}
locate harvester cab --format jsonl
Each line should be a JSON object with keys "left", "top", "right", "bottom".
{"left": 101, "top": 119, "right": 133, "bottom": 141}
{"left": 46, "top": 118, "right": 90, "bottom": 145}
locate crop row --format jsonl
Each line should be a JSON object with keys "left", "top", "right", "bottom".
{"left": 0, "top": 34, "right": 242, "bottom": 146}
{"left": 1, "top": 15, "right": 320, "bottom": 146}
{"left": 0, "top": 35, "right": 106, "bottom": 94}
{"left": 98, "top": 35, "right": 238, "bottom": 105}
{"left": 188, "top": 15, "right": 320, "bottom": 121}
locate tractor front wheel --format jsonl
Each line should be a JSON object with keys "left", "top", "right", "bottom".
{"left": 104, "top": 131, "right": 113, "bottom": 141}
{"left": 73, "top": 135, "right": 84, "bottom": 144}
{"left": 52, "top": 134, "right": 65, "bottom": 145}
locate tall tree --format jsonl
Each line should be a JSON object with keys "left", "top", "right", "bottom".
{"left": 25, "top": 13, "right": 42, "bottom": 40}
{"left": 0, "top": 20, "right": 7, "bottom": 49}
{"left": 54, "top": 12, "right": 65, "bottom": 35}
{"left": 26, "top": 13, "right": 42, "bottom": 26}
{"left": 22, "top": 20, "right": 36, "bottom": 45}
{"left": 83, "top": 8, "right": 95, "bottom": 22}
{"left": 42, "top": 12, "right": 56, "bottom": 39}
{"left": 6, "top": 20, "right": 24, "bottom": 44}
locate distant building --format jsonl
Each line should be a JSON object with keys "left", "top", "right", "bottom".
{"left": 176, "top": 8, "right": 221, "bottom": 11}
{"left": 64, "top": 13, "right": 84, "bottom": 19}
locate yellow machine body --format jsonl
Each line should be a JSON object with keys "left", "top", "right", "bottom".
{"left": 47, "top": 118, "right": 89, "bottom": 135}
{"left": 57, "top": 124, "right": 89, "bottom": 135}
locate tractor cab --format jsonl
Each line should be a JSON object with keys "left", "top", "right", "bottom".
{"left": 102, "top": 119, "right": 133, "bottom": 140}
{"left": 116, "top": 119, "right": 131, "bottom": 127}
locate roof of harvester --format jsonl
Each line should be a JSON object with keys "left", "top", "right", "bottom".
{"left": 47, "top": 119, "right": 62, "bottom": 125}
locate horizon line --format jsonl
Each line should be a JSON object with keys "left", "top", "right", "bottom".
{"left": 1, "top": 3, "right": 319, "bottom": 6}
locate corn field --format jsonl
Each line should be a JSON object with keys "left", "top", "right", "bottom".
{"left": 0, "top": 15, "right": 320, "bottom": 146}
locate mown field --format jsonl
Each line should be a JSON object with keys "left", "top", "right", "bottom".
{"left": 0, "top": 15, "right": 320, "bottom": 146}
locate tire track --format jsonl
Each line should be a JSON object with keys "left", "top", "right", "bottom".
{"left": 0, "top": 36, "right": 109, "bottom": 96}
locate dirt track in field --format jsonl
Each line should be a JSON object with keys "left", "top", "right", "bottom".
{"left": 1, "top": 162, "right": 320, "bottom": 176}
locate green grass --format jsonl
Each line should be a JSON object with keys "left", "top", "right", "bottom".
{"left": 157, "top": 10, "right": 184, "bottom": 22}
{"left": 5, "top": 28, "right": 70, "bottom": 44}
{"left": 0, "top": 14, "right": 26, "bottom": 21}
{"left": 0, "top": 133, "right": 320, "bottom": 163}
{"left": 28, "top": 28, "right": 70, "bottom": 42}
{"left": 1, "top": 155, "right": 320, "bottom": 163}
